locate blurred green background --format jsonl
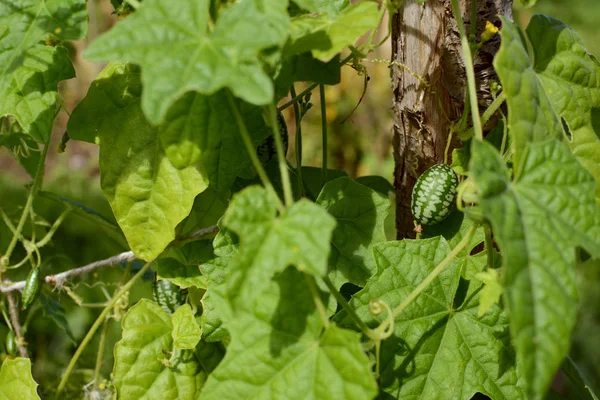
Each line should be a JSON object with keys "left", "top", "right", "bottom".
{"left": 0, "top": 0, "right": 598, "bottom": 398}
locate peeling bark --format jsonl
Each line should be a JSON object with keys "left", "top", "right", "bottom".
{"left": 392, "top": 0, "right": 512, "bottom": 239}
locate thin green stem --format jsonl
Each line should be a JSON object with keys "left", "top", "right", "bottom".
{"left": 278, "top": 83, "right": 318, "bottom": 112}
{"left": 391, "top": 224, "right": 478, "bottom": 319}
{"left": 1, "top": 138, "right": 50, "bottom": 269}
{"left": 290, "top": 85, "right": 305, "bottom": 196}
{"left": 484, "top": 225, "right": 495, "bottom": 270}
{"left": 319, "top": 84, "right": 328, "bottom": 186}
{"left": 450, "top": 0, "right": 483, "bottom": 141}
{"left": 305, "top": 275, "right": 329, "bottom": 328}
{"left": 268, "top": 104, "right": 293, "bottom": 207}
{"left": 322, "top": 276, "right": 371, "bottom": 336}
{"left": 55, "top": 261, "right": 153, "bottom": 398}
{"left": 34, "top": 209, "right": 70, "bottom": 249}
{"left": 93, "top": 318, "right": 110, "bottom": 389}
{"left": 226, "top": 91, "right": 284, "bottom": 213}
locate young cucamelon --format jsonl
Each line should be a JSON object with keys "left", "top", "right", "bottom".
{"left": 22, "top": 267, "right": 42, "bottom": 309}
{"left": 152, "top": 279, "right": 187, "bottom": 314}
{"left": 411, "top": 164, "right": 459, "bottom": 226}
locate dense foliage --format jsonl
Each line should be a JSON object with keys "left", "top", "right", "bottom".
{"left": 0, "top": 0, "right": 599, "bottom": 399}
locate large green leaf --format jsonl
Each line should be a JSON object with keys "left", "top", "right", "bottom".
{"left": 315, "top": 177, "right": 389, "bottom": 288}
{"left": 0, "top": 0, "right": 86, "bottom": 141}
{"left": 286, "top": 2, "right": 379, "bottom": 61}
{"left": 97, "top": 102, "right": 208, "bottom": 261}
{"left": 336, "top": 237, "right": 523, "bottom": 399}
{"left": 68, "top": 63, "right": 272, "bottom": 192}
{"left": 470, "top": 139, "right": 600, "bottom": 399}
{"left": 222, "top": 186, "right": 336, "bottom": 313}
{"left": 201, "top": 267, "right": 377, "bottom": 400}
{"left": 84, "top": 0, "right": 289, "bottom": 124}
{"left": 113, "top": 299, "right": 207, "bottom": 399}
{"left": 524, "top": 15, "right": 600, "bottom": 199}
{"left": 0, "top": 358, "right": 40, "bottom": 400}
{"left": 494, "top": 17, "right": 564, "bottom": 168}
{"left": 68, "top": 63, "right": 275, "bottom": 260}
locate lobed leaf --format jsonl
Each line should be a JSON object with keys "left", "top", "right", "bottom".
{"left": 316, "top": 177, "right": 390, "bottom": 288}
{"left": 201, "top": 267, "right": 377, "bottom": 400}
{"left": 470, "top": 139, "right": 600, "bottom": 399}
{"left": 0, "top": 0, "right": 86, "bottom": 141}
{"left": 84, "top": 0, "right": 289, "bottom": 124}
{"left": 113, "top": 299, "right": 207, "bottom": 399}
{"left": 525, "top": 15, "right": 600, "bottom": 200}
{"left": 286, "top": 2, "right": 380, "bottom": 61}
{"left": 222, "top": 186, "right": 336, "bottom": 313}
{"left": 336, "top": 237, "right": 523, "bottom": 399}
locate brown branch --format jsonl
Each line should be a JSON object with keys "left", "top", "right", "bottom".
{"left": 0, "top": 225, "right": 218, "bottom": 294}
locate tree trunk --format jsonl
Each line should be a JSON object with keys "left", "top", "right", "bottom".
{"left": 392, "top": 0, "right": 512, "bottom": 239}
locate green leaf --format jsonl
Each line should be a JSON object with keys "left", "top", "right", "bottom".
{"left": 287, "top": 2, "right": 380, "bottom": 61}
{"left": 39, "top": 293, "right": 75, "bottom": 342}
{"left": 156, "top": 258, "right": 206, "bottom": 290}
{"left": 69, "top": 63, "right": 272, "bottom": 192}
{"left": 98, "top": 103, "right": 208, "bottom": 261}
{"left": 336, "top": 237, "right": 524, "bottom": 399}
{"left": 84, "top": 0, "right": 289, "bottom": 124}
{"left": 525, "top": 15, "right": 600, "bottom": 199}
{"left": 198, "top": 228, "right": 238, "bottom": 342}
{"left": 0, "top": 45, "right": 74, "bottom": 142}
{"left": 475, "top": 268, "right": 504, "bottom": 316}
{"left": 315, "top": 177, "right": 389, "bottom": 288}
{"left": 0, "top": 0, "right": 86, "bottom": 141}
{"left": 354, "top": 175, "right": 394, "bottom": 195}
{"left": 470, "top": 139, "right": 600, "bottom": 399}
{"left": 292, "top": 0, "right": 349, "bottom": 16}
{"left": 201, "top": 267, "right": 377, "bottom": 400}
{"left": 172, "top": 304, "right": 202, "bottom": 350}
{"left": 561, "top": 357, "right": 599, "bottom": 400}
{"left": 275, "top": 54, "right": 341, "bottom": 100}
{"left": 0, "top": 358, "right": 40, "bottom": 400}
{"left": 178, "top": 187, "right": 228, "bottom": 235}
{"left": 301, "top": 166, "right": 348, "bottom": 200}
{"left": 113, "top": 299, "right": 207, "bottom": 399}
{"left": 494, "top": 17, "right": 564, "bottom": 168}
{"left": 222, "top": 186, "right": 336, "bottom": 313}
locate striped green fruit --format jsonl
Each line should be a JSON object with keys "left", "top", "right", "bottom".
{"left": 152, "top": 279, "right": 187, "bottom": 314}
{"left": 411, "top": 164, "right": 458, "bottom": 226}
{"left": 22, "top": 267, "right": 41, "bottom": 309}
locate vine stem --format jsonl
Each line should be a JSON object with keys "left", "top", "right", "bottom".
{"left": 391, "top": 224, "right": 478, "bottom": 319}
{"left": 322, "top": 276, "right": 371, "bottom": 336}
{"left": 93, "top": 318, "right": 110, "bottom": 389}
{"left": 463, "top": 91, "right": 506, "bottom": 139}
{"left": 450, "top": 0, "right": 483, "bottom": 141}
{"left": 319, "top": 84, "right": 328, "bottom": 186}
{"left": 268, "top": 104, "right": 293, "bottom": 207}
{"left": 55, "top": 261, "right": 153, "bottom": 398}
{"left": 226, "top": 91, "right": 284, "bottom": 212}
{"left": 290, "top": 85, "right": 305, "bottom": 196}
{"left": 1, "top": 138, "right": 50, "bottom": 269}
